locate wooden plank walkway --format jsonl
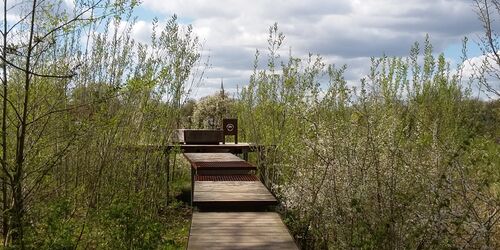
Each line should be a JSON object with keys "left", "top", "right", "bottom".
{"left": 187, "top": 212, "right": 297, "bottom": 250}
{"left": 193, "top": 181, "right": 277, "bottom": 207}
{"left": 184, "top": 152, "right": 298, "bottom": 249}
{"left": 184, "top": 153, "right": 245, "bottom": 162}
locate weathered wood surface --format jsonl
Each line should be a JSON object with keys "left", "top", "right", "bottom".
{"left": 184, "top": 153, "right": 245, "bottom": 163}
{"left": 183, "top": 150, "right": 296, "bottom": 249}
{"left": 175, "top": 129, "right": 223, "bottom": 144}
{"left": 188, "top": 212, "right": 298, "bottom": 250}
{"left": 195, "top": 175, "right": 259, "bottom": 181}
{"left": 193, "top": 181, "right": 276, "bottom": 203}
{"left": 191, "top": 162, "right": 257, "bottom": 175}
{"left": 196, "top": 169, "right": 254, "bottom": 176}
{"left": 119, "top": 143, "right": 265, "bottom": 153}
{"left": 168, "top": 142, "right": 259, "bottom": 150}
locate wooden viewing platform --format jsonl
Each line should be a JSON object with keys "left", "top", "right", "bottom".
{"left": 183, "top": 150, "right": 297, "bottom": 249}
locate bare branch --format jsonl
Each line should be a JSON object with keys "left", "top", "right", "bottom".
{"left": 474, "top": 0, "right": 500, "bottom": 97}
{"left": 483, "top": 1, "right": 500, "bottom": 66}
{"left": 26, "top": 91, "right": 122, "bottom": 126}
{"left": 6, "top": 0, "right": 46, "bottom": 35}
{"left": 0, "top": 92, "right": 22, "bottom": 122}
{"left": 23, "top": 133, "right": 76, "bottom": 201}
{"left": 31, "top": 0, "right": 104, "bottom": 50}
{"left": 0, "top": 54, "right": 76, "bottom": 79}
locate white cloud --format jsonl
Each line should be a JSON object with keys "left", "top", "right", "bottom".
{"left": 137, "top": 0, "right": 484, "bottom": 98}
{"left": 460, "top": 53, "right": 500, "bottom": 98}
{"left": 131, "top": 20, "right": 153, "bottom": 44}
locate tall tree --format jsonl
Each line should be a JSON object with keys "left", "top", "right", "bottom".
{"left": 0, "top": 0, "right": 137, "bottom": 247}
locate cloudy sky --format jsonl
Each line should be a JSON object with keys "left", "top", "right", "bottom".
{"left": 131, "top": 0, "right": 483, "bottom": 98}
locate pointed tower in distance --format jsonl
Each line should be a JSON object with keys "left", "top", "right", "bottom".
{"left": 220, "top": 78, "right": 225, "bottom": 99}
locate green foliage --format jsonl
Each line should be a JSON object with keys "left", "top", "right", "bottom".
{"left": 29, "top": 199, "right": 78, "bottom": 249}
{"left": 237, "top": 25, "right": 500, "bottom": 249}
{"left": 94, "top": 198, "right": 164, "bottom": 249}
{"left": 191, "top": 92, "right": 235, "bottom": 129}
{"left": 1, "top": 1, "right": 498, "bottom": 248}
{"left": 24, "top": 189, "right": 191, "bottom": 249}
{"left": 179, "top": 99, "right": 197, "bottom": 128}
{"left": 1, "top": 0, "right": 201, "bottom": 248}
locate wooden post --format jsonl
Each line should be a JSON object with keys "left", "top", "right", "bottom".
{"left": 191, "top": 167, "right": 194, "bottom": 207}
{"left": 243, "top": 151, "right": 249, "bottom": 161}
{"left": 165, "top": 147, "right": 171, "bottom": 206}
{"left": 258, "top": 147, "right": 267, "bottom": 187}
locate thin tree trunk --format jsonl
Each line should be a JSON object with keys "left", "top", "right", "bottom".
{"left": 1, "top": 0, "right": 9, "bottom": 243}
{"left": 11, "top": 0, "right": 37, "bottom": 247}
{"left": 165, "top": 151, "right": 170, "bottom": 206}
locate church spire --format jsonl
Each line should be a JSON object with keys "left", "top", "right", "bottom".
{"left": 220, "top": 78, "right": 225, "bottom": 99}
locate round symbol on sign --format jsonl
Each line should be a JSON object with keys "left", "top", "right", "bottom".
{"left": 226, "top": 123, "right": 234, "bottom": 132}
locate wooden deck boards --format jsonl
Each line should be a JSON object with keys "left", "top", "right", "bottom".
{"left": 184, "top": 152, "right": 296, "bottom": 249}
{"left": 188, "top": 212, "right": 298, "bottom": 250}
{"left": 186, "top": 153, "right": 255, "bottom": 175}
{"left": 193, "top": 181, "right": 276, "bottom": 203}
{"left": 195, "top": 175, "right": 259, "bottom": 181}
{"left": 173, "top": 142, "right": 254, "bottom": 148}
{"left": 192, "top": 161, "right": 256, "bottom": 170}
{"left": 184, "top": 153, "right": 244, "bottom": 163}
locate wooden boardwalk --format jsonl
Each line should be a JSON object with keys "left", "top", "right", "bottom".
{"left": 184, "top": 153, "right": 245, "bottom": 163}
{"left": 193, "top": 181, "right": 277, "bottom": 207}
{"left": 188, "top": 212, "right": 297, "bottom": 250}
{"left": 184, "top": 152, "right": 297, "bottom": 249}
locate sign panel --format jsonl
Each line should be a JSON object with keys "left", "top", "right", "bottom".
{"left": 222, "top": 118, "right": 238, "bottom": 144}
{"left": 223, "top": 119, "right": 237, "bottom": 135}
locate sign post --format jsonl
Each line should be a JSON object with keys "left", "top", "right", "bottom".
{"left": 222, "top": 118, "right": 238, "bottom": 144}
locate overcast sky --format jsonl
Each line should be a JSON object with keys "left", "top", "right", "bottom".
{"left": 132, "top": 0, "right": 483, "bottom": 99}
